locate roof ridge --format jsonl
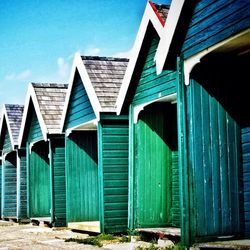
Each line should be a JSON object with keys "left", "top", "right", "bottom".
{"left": 5, "top": 104, "right": 24, "bottom": 108}
{"left": 152, "top": 2, "right": 170, "bottom": 9}
{"left": 81, "top": 55, "right": 129, "bottom": 62}
{"left": 31, "top": 82, "right": 68, "bottom": 88}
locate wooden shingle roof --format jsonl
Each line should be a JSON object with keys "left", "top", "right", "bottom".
{"left": 0, "top": 104, "right": 24, "bottom": 150}
{"left": 5, "top": 104, "right": 24, "bottom": 145}
{"left": 81, "top": 56, "right": 129, "bottom": 112}
{"left": 153, "top": 3, "right": 170, "bottom": 22}
{"left": 31, "top": 83, "right": 68, "bottom": 134}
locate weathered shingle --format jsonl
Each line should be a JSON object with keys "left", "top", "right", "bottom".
{"left": 5, "top": 104, "right": 24, "bottom": 144}
{"left": 32, "top": 83, "right": 68, "bottom": 133}
{"left": 81, "top": 56, "right": 129, "bottom": 112}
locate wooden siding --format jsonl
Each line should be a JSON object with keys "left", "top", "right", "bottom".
{"left": 29, "top": 142, "right": 50, "bottom": 217}
{"left": 18, "top": 149, "right": 27, "bottom": 219}
{"left": 186, "top": 76, "right": 242, "bottom": 239}
{"left": 2, "top": 129, "right": 12, "bottom": 154}
{"left": 182, "top": 0, "right": 250, "bottom": 59}
{"left": 99, "top": 118, "right": 129, "bottom": 233}
{"left": 28, "top": 108, "right": 43, "bottom": 143}
{"left": 243, "top": 127, "right": 250, "bottom": 237}
{"left": 50, "top": 138, "right": 66, "bottom": 226}
{"left": 2, "top": 154, "right": 17, "bottom": 217}
{"left": 133, "top": 103, "right": 179, "bottom": 228}
{"left": 64, "top": 70, "right": 95, "bottom": 130}
{"left": 132, "top": 35, "right": 176, "bottom": 106}
{"left": 66, "top": 132, "right": 99, "bottom": 223}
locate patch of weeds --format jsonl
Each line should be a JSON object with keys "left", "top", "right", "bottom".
{"left": 119, "top": 234, "right": 130, "bottom": 242}
{"left": 127, "top": 228, "right": 140, "bottom": 236}
{"left": 96, "top": 233, "right": 115, "bottom": 241}
{"left": 164, "top": 243, "right": 185, "bottom": 250}
{"left": 65, "top": 237, "right": 103, "bottom": 247}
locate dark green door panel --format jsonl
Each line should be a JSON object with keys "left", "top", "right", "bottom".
{"left": 66, "top": 131, "right": 99, "bottom": 223}
{"left": 2, "top": 153, "right": 17, "bottom": 217}
{"left": 134, "top": 103, "right": 179, "bottom": 228}
{"left": 29, "top": 142, "right": 50, "bottom": 217}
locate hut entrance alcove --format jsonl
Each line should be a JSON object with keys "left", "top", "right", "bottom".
{"left": 133, "top": 101, "right": 180, "bottom": 231}
{"left": 187, "top": 42, "right": 249, "bottom": 240}
{"left": 29, "top": 141, "right": 50, "bottom": 219}
{"left": 2, "top": 151, "right": 17, "bottom": 218}
{"left": 66, "top": 130, "right": 99, "bottom": 232}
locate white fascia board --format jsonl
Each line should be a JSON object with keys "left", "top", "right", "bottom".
{"left": 60, "top": 55, "right": 78, "bottom": 133}
{"left": 116, "top": 2, "right": 165, "bottom": 115}
{"left": 155, "top": 0, "right": 185, "bottom": 75}
{"left": 65, "top": 118, "right": 98, "bottom": 136}
{"left": 18, "top": 83, "right": 47, "bottom": 148}
{"left": 60, "top": 53, "right": 101, "bottom": 132}
{"left": 0, "top": 105, "right": 15, "bottom": 151}
{"left": 75, "top": 53, "right": 102, "bottom": 120}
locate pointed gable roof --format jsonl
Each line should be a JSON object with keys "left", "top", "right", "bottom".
{"left": 0, "top": 104, "right": 24, "bottom": 151}
{"left": 115, "top": 1, "right": 169, "bottom": 115}
{"left": 60, "top": 54, "right": 128, "bottom": 131}
{"left": 18, "top": 83, "right": 68, "bottom": 147}
{"left": 155, "top": 0, "right": 185, "bottom": 74}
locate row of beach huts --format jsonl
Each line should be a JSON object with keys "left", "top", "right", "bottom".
{"left": 0, "top": 0, "right": 249, "bottom": 247}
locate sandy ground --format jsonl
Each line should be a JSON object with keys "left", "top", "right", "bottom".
{"left": 0, "top": 220, "right": 155, "bottom": 250}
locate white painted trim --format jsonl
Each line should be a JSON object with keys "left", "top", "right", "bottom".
{"left": 60, "top": 53, "right": 102, "bottom": 132}
{"left": 116, "top": 2, "right": 165, "bottom": 115}
{"left": 0, "top": 105, "right": 15, "bottom": 150}
{"left": 18, "top": 83, "right": 48, "bottom": 148}
{"left": 133, "top": 93, "right": 177, "bottom": 123}
{"left": 65, "top": 118, "right": 98, "bottom": 136}
{"left": 155, "top": 0, "right": 185, "bottom": 75}
{"left": 183, "top": 29, "right": 250, "bottom": 85}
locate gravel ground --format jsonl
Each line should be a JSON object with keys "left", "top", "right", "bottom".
{"left": 0, "top": 220, "right": 155, "bottom": 250}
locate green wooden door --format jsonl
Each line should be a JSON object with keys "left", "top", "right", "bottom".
{"left": 66, "top": 131, "right": 99, "bottom": 223}
{"left": 2, "top": 153, "right": 17, "bottom": 217}
{"left": 29, "top": 142, "right": 50, "bottom": 217}
{"left": 134, "top": 103, "right": 179, "bottom": 228}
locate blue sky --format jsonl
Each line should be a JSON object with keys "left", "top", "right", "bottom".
{"left": 0, "top": 0, "right": 170, "bottom": 108}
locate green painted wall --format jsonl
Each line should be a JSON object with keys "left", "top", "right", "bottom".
{"left": 133, "top": 103, "right": 179, "bottom": 228}
{"left": 18, "top": 149, "right": 27, "bottom": 219}
{"left": 2, "top": 153, "right": 17, "bottom": 217}
{"left": 28, "top": 142, "right": 50, "bottom": 217}
{"left": 50, "top": 138, "right": 66, "bottom": 226}
{"left": 182, "top": 0, "right": 250, "bottom": 59}
{"left": 64, "top": 69, "right": 95, "bottom": 130}
{"left": 2, "top": 129, "right": 12, "bottom": 154}
{"left": 132, "top": 34, "right": 176, "bottom": 106}
{"left": 185, "top": 56, "right": 247, "bottom": 242}
{"left": 243, "top": 127, "right": 250, "bottom": 237}
{"left": 66, "top": 131, "right": 99, "bottom": 223}
{"left": 28, "top": 108, "right": 43, "bottom": 143}
{"left": 99, "top": 116, "right": 129, "bottom": 233}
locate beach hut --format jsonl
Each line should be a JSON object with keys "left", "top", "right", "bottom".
{"left": 0, "top": 104, "right": 25, "bottom": 221}
{"left": 155, "top": 0, "right": 250, "bottom": 246}
{"left": 116, "top": 2, "right": 180, "bottom": 234}
{"left": 60, "top": 55, "right": 129, "bottom": 233}
{"left": 18, "top": 83, "right": 68, "bottom": 227}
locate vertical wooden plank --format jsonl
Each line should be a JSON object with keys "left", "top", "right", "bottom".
{"left": 177, "top": 57, "right": 190, "bottom": 246}
{"left": 128, "top": 105, "right": 135, "bottom": 230}
{"left": 66, "top": 132, "right": 99, "bottom": 223}
{"left": 98, "top": 122, "right": 104, "bottom": 233}
{"left": 209, "top": 97, "right": 221, "bottom": 234}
